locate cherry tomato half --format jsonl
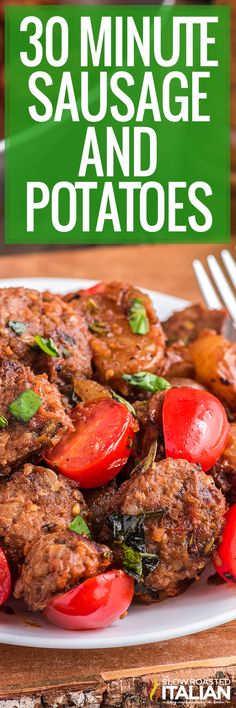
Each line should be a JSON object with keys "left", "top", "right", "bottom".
{"left": 214, "top": 505, "right": 236, "bottom": 583}
{"left": 44, "top": 399, "right": 137, "bottom": 488}
{"left": 0, "top": 548, "right": 11, "bottom": 605}
{"left": 163, "top": 387, "right": 229, "bottom": 472}
{"left": 44, "top": 570, "right": 134, "bottom": 630}
{"left": 80, "top": 282, "right": 106, "bottom": 296}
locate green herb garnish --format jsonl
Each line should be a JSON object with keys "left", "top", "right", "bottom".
{"left": 128, "top": 299, "right": 149, "bottom": 335}
{"left": 107, "top": 511, "right": 162, "bottom": 581}
{"left": 0, "top": 415, "right": 8, "bottom": 429}
{"left": 122, "top": 544, "right": 143, "bottom": 580}
{"left": 34, "top": 336, "right": 59, "bottom": 357}
{"left": 69, "top": 515, "right": 91, "bottom": 538}
{"left": 88, "top": 322, "right": 108, "bottom": 336}
{"left": 122, "top": 544, "right": 159, "bottom": 581}
{"left": 9, "top": 390, "right": 41, "bottom": 423}
{"left": 122, "top": 372, "right": 171, "bottom": 393}
{"left": 8, "top": 320, "right": 27, "bottom": 336}
{"left": 110, "top": 390, "right": 136, "bottom": 417}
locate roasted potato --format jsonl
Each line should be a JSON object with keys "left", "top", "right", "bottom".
{"left": 219, "top": 423, "right": 236, "bottom": 471}
{"left": 190, "top": 333, "right": 236, "bottom": 410}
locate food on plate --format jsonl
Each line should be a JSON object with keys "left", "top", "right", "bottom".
{"left": 163, "top": 304, "right": 229, "bottom": 380}
{"left": 45, "top": 399, "right": 138, "bottom": 488}
{"left": 66, "top": 282, "right": 166, "bottom": 393}
{"left": 44, "top": 569, "right": 134, "bottom": 630}
{"left": 214, "top": 504, "right": 236, "bottom": 583}
{"left": 163, "top": 388, "right": 229, "bottom": 472}
{"left": 14, "top": 530, "right": 112, "bottom": 611}
{"left": 0, "top": 280, "right": 234, "bottom": 631}
{"left": 73, "top": 377, "right": 111, "bottom": 403}
{"left": 164, "top": 339, "right": 195, "bottom": 379}
{"left": 0, "top": 287, "right": 92, "bottom": 399}
{"left": 0, "top": 463, "right": 89, "bottom": 562}
{"left": 0, "top": 360, "right": 72, "bottom": 477}
{"left": 133, "top": 391, "right": 166, "bottom": 461}
{"left": 85, "top": 480, "right": 118, "bottom": 536}
{"left": 100, "top": 457, "right": 226, "bottom": 601}
{"left": 167, "top": 377, "right": 205, "bottom": 390}
{"left": 0, "top": 548, "right": 11, "bottom": 605}
{"left": 133, "top": 379, "right": 207, "bottom": 462}
{"left": 190, "top": 333, "right": 236, "bottom": 411}
{"left": 163, "top": 303, "right": 229, "bottom": 345}
{"left": 211, "top": 424, "right": 236, "bottom": 501}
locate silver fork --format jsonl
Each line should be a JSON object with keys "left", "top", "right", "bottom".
{"left": 192, "top": 250, "right": 236, "bottom": 330}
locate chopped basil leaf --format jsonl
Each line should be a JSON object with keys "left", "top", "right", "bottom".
{"left": 122, "top": 372, "right": 171, "bottom": 393}
{"left": 107, "top": 511, "right": 161, "bottom": 580}
{"left": 34, "top": 335, "right": 59, "bottom": 358}
{"left": 122, "top": 544, "right": 143, "bottom": 581}
{"left": 122, "top": 544, "right": 159, "bottom": 581}
{"left": 141, "top": 553, "right": 160, "bottom": 577}
{"left": 0, "top": 415, "right": 8, "bottom": 429}
{"left": 107, "top": 513, "right": 146, "bottom": 550}
{"left": 110, "top": 390, "right": 136, "bottom": 417}
{"left": 9, "top": 390, "right": 41, "bottom": 423}
{"left": 128, "top": 299, "right": 149, "bottom": 335}
{"left": 88, "top": 322, "right": 108, "bottom": 336}
{"left": 8, "top": 320, "right": 27, "bottom": 336}
{"left": 69, "top": 515, "right": 91, "bottom": 538}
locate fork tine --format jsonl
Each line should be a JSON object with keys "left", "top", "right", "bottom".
{"left": 221, "top": 250, "right": 236, "bottom": 290}
{"left": 192, "top": 260, "right": 223, "bottom": 310}
{"left": 207, "top": 255, "right": 236, "bottom": 323}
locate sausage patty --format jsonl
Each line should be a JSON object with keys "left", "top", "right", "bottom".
{"left": 14, "top": 531, "right": 113, "bottom": 611}
{"left": 0, "top": 287, "right": 92, "bottom": 398}
{"left": 0, "top": 463, "right": 89, "bottom": 562}
{"left": 163, "top": 304, "right": 229, "bottom": 345}
{"left": 100, "top": 457, "right": 226, "bottom": 601}
{"left": 0, "top": 360, "right": 72, "bottom": 476}
{"left": 66, "top": 282, "right": 166, "bottom": 394}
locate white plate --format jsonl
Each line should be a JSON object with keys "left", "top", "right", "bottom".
{"left": 0, "top": 276, "right": 235, "bottom": 649}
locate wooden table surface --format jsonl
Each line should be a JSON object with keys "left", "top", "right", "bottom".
{"left": 1, "top": 241, "right": 235, "bottom": 301}
{"left": 0, "top": 242, "right": 236, "bottom": 707}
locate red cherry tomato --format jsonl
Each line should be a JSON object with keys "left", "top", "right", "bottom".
{"left": 214, "top": 505, "right": 236, "bottom": 582}
{"left": 163, "top": 387, "right": 229, "bottom": 472}
{"left": 80, "top": 282, "right": 105, "bottom": 296}
{"left": 0, "top": 548, "right": 11, "bottom": 605}
{"left": 44, "top": 570, "right": 134, "bottom": 630}
{"left": 44, "top": 399, "right": 137, "bottom": 488}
